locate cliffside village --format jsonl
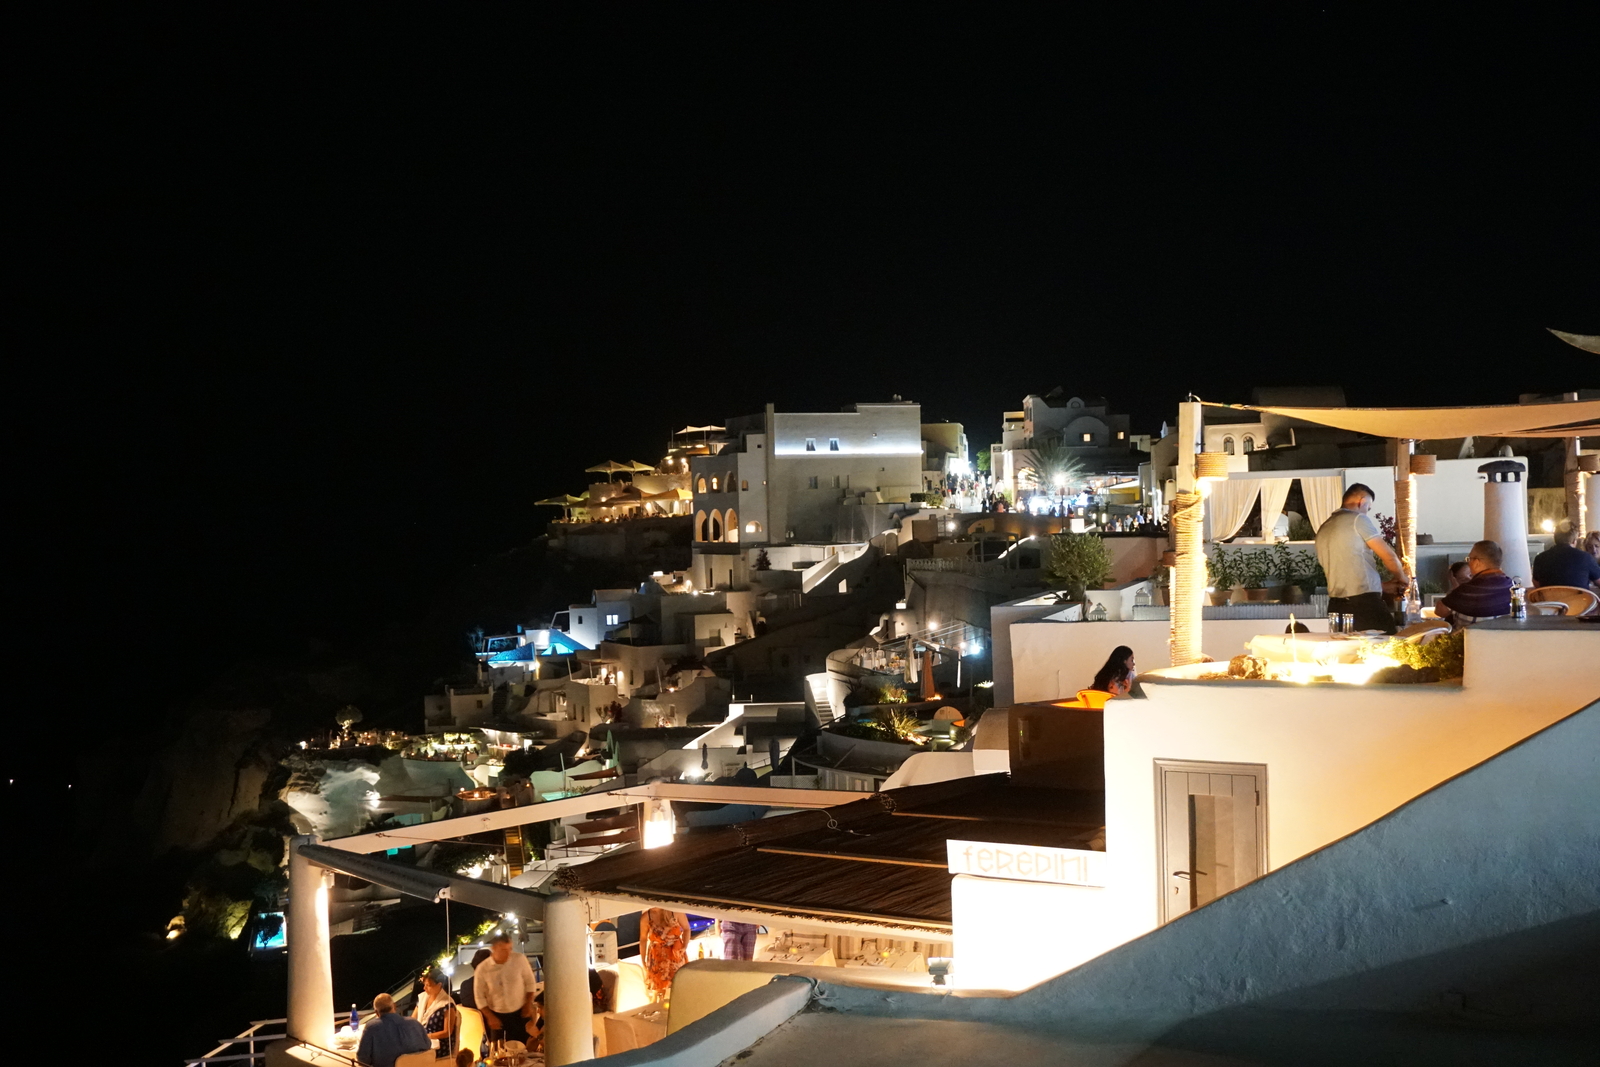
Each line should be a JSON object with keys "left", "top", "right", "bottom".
{"left": 203, "top": 383, "right": 1600, "bottom": 1067}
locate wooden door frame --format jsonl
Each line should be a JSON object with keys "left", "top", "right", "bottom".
{"left": 1154, "top": 758, "right": 1269, "bottom": 925}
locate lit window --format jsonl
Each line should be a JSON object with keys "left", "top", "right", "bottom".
{"left": 1081, "top": 432, "right": 1092, "bottom": 443}
{"left": 829, "top": 438, "right": 840, "bottom": 451}
{"left": 741, "top": 479, "right": 748, "bottom": 490}
{"left": 1117, "top": 431, "right": 1125, "bottom": 440}
{"left": 605, "top": 614, "right": 619, "bottom": 625}
{"left": 1223, "top": 437, "right": 1235, "bottom": 455}
{"left": 808, "top": 476, "right": 819, "bottom": 489}
{"left": 711, "top": 476, "right": 719, "bottom": 491}
{"left": 805, "top": 438, "right": 816, "bottom": 451}
{"left": 697, "top": 477, "right": 707, "bottom": 493}
{"left": 1243, "top": 436, "right": 1256, "bottom": 453}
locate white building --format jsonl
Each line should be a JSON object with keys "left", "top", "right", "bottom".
{"left": 688, "top": 400, "right": 924, "bottom": 591}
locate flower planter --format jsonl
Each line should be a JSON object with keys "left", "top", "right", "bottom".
{"left": 1208, "top": 591, "right": 1231, "bottom": 606}
{"left": 1244, "top": 587, "right": 1270, "bottom": 602}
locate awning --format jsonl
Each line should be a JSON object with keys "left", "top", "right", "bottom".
{"left": 298, "top": 844, "right": 548, "bottom": 918}
{"left": 1204, "top": 398, "right": 1600, "bottom": 440}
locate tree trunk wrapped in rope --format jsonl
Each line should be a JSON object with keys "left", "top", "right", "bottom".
{"left": 1170, "top": 490, "right": 1205, "bottom": 666}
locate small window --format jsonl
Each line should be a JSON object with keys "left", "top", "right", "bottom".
{"left": 1117, "top": 431, "right": 1126, "bottom": 440}
{"left": 741, "top": 479, "right": 749, "bottom": 491}
{"left": 831, "top": 474, "right": 841, "bottom": 488}
{"left": 605, "top": 613, "right": 619, "bottom": 626}
{"left": 1243, "top": 436, "right": 1256, "bottom": 453}
{"left": 1223, "top": 436, "right": 1235, "bottom": 455}
{"left": 805, "top": 438, "right": 816, "bottom": 452}
{"left": 711, "top": 476, "right": 720, "bottom": 491}
{"left": 808, "top": 475, "right": 819, "bottom": 489}
{"left": 1081, "top": 432, "right": 1093, "bottom": 443}
{"left": 829, "top": 438, "right": 840, "bottom": 451}
{"left": 697, "top": 477, "right": 708, "bottom": 493}
{"left": 576, "top": 614, "right": 583, "bottom": 624}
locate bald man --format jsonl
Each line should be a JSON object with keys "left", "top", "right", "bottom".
{"left": 356, "top": 992, "right": 431, "bottom": 1067}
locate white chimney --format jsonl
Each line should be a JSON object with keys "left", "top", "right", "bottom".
{"left": 1479, "top": 460, "right": 1532, "bottom": 585}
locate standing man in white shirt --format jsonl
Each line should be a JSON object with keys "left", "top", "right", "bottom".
{"left": 475, "top": 932, "right": 539, "bottom": 1047}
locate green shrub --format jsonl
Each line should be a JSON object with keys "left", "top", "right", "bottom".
{"left": 1046, "top": 533, "right": 1112, "bottom": 597}
{"left": 1373, "top": 630, "right": 1465, "bottom": 680}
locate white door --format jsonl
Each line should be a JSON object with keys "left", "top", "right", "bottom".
{"left": 1157, "top": 760, "right": 1266, "bottom": 923}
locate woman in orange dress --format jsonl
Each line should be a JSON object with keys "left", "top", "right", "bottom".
{"left": 641, "top": 909, "right": 689, "bottom": 1002}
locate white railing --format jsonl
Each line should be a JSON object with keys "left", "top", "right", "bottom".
{"left": 186, "top": 1014, "right": 373, "bottom": 1066}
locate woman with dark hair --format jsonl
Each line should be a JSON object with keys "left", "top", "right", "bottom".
{"left": 1089, "top": 646, "right": 1137, "bottom": 698}
{"left": 414, "top": 969, "right": 457, "bottom": 1058}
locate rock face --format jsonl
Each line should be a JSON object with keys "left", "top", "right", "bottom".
{"left": 280, "top": 757, "right": 383, "bottom": 839}
{"left": 135, "top": 707, "right": 276, "bottom": 854}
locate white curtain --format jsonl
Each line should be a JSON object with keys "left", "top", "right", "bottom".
{"left": 1302, "top": 476, "right": 1345, "bottom": 532}
{"left": 1207, "top": 478, "right": 1262, "bottom": 541}
{"left": 1258, "top": 478, "right": 1293, "bottom": 539}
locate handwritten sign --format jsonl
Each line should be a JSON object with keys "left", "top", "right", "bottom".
{"left": 946, "top": 839, "right": 1105, "bottom": 887}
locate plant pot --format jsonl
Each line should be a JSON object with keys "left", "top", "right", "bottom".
{"left": 1208, "top": 591, "right": 1231, "bottom": 606}
{"left": 1244, "top": 587, "right": 1270, "bottom": 602}
{"left": 1283, "top": 585, "right": 1305, "bottom": 604}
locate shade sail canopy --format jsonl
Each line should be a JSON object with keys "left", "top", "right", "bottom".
{"left": 676, "top": 424, "right": 726, "bottom": 434}
{"left": 1548, "top": 329, "right": 1600, "bottom": 355}
{"left": 298, "top": 843, "right": 548, "bottom": 917}
{"left": 1206, "top": 398, "right": 1600, "bottom": 440}
{"left": 626, "top": 460, "right": 657, "bottom": 472}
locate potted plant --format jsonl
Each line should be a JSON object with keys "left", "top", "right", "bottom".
{"left": 1240, "top": 550, "right": 1272, "bottom": 601}
{"left": 1271, "top": 542, "right": 1301, "bottom": 603}
{"left": 1206, "top": 547, "right": 1235, "bottom": 605}
{"left": 1045, "top": 532, "right": 1113, "bottom": 601}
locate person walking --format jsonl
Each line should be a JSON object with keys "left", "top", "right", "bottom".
{"left": 1314, "top": 483, "right": 1411, "bottom": 635}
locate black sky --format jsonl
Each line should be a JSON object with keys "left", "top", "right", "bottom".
{"left": 24, "top": 5, "right": 1598, "bottom": 708}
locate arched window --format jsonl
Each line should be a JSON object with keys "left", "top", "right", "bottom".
{"left": 1242, "top": 436, "right": 1256, "bottom": 453}
{"left": 745, "top": 519, "right": 764, "bottom": 535}
{"left": 696, "top": 477, "right": 708, "bottom": 493}
{"left": 1223, "top": 436, "right": 1235, "bottom": 455}
{"left": 711, "top": 476, "right": 720, "bottom": 491}
{"left": 709, "top": 511, "right": 724, "bottom": 542}
{"left": 725, "top": 509, "right": 739, "bottom": 543}
{"left": 695, "top": 510, "right": 708, "bottom": 541}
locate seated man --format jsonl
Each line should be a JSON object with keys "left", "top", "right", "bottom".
{"left": 356, "top": 993, "right": 431, "bottom": 1067}
{"left": 1434, "top": 540, "right": 1514, "bottom": 627}
{"left": 1532, "top": 525, "right": 1600, "bottom": 590}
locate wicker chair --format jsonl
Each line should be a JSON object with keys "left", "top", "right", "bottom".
{"left": 1528, "top": 585, "right": 1600, "bottom": 617}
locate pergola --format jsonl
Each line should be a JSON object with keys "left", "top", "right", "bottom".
{"left": 282, "top": 781, "right": 864, "bottom": 1066}
{"left": 1168, "top": 396, "right": 1600, "bottom": 666}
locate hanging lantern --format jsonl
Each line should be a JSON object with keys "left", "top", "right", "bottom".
{"left": 1410, "top": 454, "right": 1438, "bottom": 475}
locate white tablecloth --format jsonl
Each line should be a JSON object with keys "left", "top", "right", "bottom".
{"left": 837, "top": 950, "right": 926, "bottom": 973}
{"left": 602, "top": 1004, "right": 667, "bottom": 1054}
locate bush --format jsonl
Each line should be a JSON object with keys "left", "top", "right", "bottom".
{"left": 876, "top": 682, "right": 908, "bottom": 705}
{"left": 1372, "top": 630, "right": 1465, "bottom": 680}
{"left": 1045, "top": 533, "right": 1112, "bottom": 596}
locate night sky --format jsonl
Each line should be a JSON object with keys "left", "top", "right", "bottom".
{"left": 24, "top": 7, "right": 1598, "bottom": 738}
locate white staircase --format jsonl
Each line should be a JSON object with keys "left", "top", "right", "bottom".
{"left": 804, "top": 672, "right": 839, "bottom": 723}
